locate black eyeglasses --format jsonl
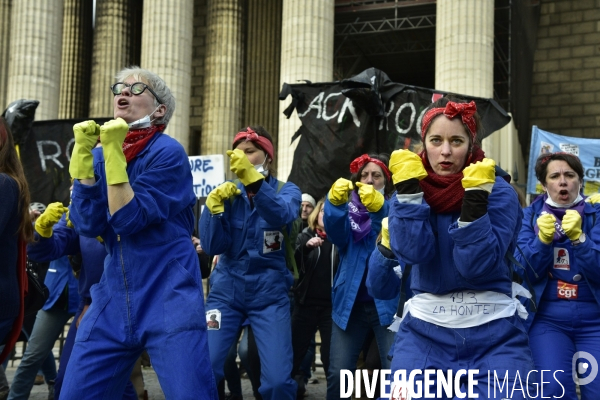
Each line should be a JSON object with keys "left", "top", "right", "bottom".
{"left": 110, "top": 82, "right": 163, "bottom": 104}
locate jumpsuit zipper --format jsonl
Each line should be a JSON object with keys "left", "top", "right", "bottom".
{"left": 118, "top": 234, "right": 133, "bottom": 334}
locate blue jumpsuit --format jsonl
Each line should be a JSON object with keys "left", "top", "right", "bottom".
{"left": 516, "top": 196, "right": 600, "bottom": 399}
{"left": 383, "top": 177, "right": 535, "bottom": 399}
{"left": 27, "top": 217, "right": 137, "bottom": 400}
{"left": 63, "top": 133, "right": 217, "bottom": 400}
{"left": 200, "top": 177, "right": 301, "bottom": 400}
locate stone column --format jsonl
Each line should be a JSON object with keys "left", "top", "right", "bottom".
{"left": 141, "top": 0, "right": 194, "bottom": 151}
{"left": 201, "top": 0, "right": 244, "bottom": 169}
{"left": 59, "top": 0, "right": 93, "bottom": 119}
{"left": 6, "top": 0, "right": 63, "bottom": 120}
{"left": 278, "top": 0, "right": 334, "bottom": 180}
{"left": 0, "top": 0, "right": 11, "bottom": 110}
{"left": 243, "top": 0, "right": 282, "bottom": 169}
{"left": 89, "top": 0, "right": 136, "bottom": 118}
{"left": 435, "top": 0, "right": 497, "bottom": 157}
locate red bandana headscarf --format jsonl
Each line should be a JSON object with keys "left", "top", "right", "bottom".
{"left": 232, "top": 127, "right": 274, "bottom": 160}
{"left": 349, "top": 154, "right": 391, "bottom": 181}
{"left": 122, "top": 124, "right": 164, "bottom": 163}
{"left": 419, "top": 101, "right": 485, "bottom": 214}
{"left": 421, "top": 101, "right": 478, "bottom": 142}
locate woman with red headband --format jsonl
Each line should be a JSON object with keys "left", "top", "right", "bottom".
{"left": 200, "top": 126, "right": 301, "bottom": 400}
{"left": 378, "top": 96, "right": 535, "bottom": 398}
{"left": 323, "top": 152, "right": 397, "bottom": 400}
{"left": 0, "top": 118, "right": 34, "bottom": 364}
{"left": 515, "top": 152, "right": 600, "bottom": 399}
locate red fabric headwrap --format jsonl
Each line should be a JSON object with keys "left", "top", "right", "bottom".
{"left": 421, "top": 101, "right": 478, "bottom": 142}
{"left": 232, "top": 128, "right": 274, "bottom": 160}
{"left": 349, "top": 154, "right": 391, "bottom": 181}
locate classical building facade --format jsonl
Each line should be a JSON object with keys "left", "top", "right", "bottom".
{"left": 0, "top": 0, "right": 598, "bottom": 183}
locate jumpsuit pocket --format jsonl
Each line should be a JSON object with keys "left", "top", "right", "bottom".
{"left": 163, "top": 259, "right": 206, "bottom": 333}
{"left": 76, "top": 281, "right": 111, "bottom": 342}
{"left": 208, "top": 267, "right": 234, "bottom": 307}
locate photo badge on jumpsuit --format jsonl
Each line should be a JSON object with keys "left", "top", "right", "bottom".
{"left": 206, "top": 309, "right": 221, "bottom": 330}
{"left": 263, "top": 230, "right": 283, "bottom": 253}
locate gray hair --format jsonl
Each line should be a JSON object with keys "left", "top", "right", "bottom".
{"left": 114, "top": 66, "right": 175, "bottom": 127}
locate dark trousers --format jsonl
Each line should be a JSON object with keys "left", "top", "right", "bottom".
{"left": 291, "top": 304, "right": 332, "bottom": 378}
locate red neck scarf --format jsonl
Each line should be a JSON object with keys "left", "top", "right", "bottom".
{"left": 122, "top": 125, "right": 164, "bottom": 163}
{"left": 419, "top": 146, "right": 486, "bottom": 214}
{"left": 316, "top": 228, "right": 327, "bottom": 239}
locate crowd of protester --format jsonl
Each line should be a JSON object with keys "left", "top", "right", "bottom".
{"left": 1, "top": 67, "right": 600, "bottom": 400}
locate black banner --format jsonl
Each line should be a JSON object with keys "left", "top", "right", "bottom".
{"left": 20, "top": 118, "right": 109, "bottom": 207}
{"left": 281, "top": 68, "right": 511, "bottom": 200}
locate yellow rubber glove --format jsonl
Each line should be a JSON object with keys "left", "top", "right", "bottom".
{"left": 586, "top": 193, "right": 600, "bottom": 205}
{"left": 328, "top": 178, "right": 354, "bottom": 206}
{"left": 206, "top": 182, "right": 241, "bottom": 214}
{"left": 69, "top": 120, "right": 100, "bottom": 180}
{"left": 35, "top": 202, "right": 68, "bottom": 238}
{"left": 380, "top": 217, "right": 390, "bottom": 249}
{"left": 65, "top": 207, "right": 74, "bottom": 229}
{"left": 388, "top": 150, "right": 427, "bottom": 185}
{"left": 462, "top": 158, "right": 496, "bottom": 193}
{"left": 226, "top": 149, "right": 265, "bottom": 186}
{"left": 562, "top": 209, "right": 583, "bottom": 241}
{"left": 100, "top": 118, "right": 130, "bottom": 185}
{"left": 356, "top": 182, "right": 384, "bottom": 212}
{"left": 536, "top": 213, "right": 556, "bottom": 244}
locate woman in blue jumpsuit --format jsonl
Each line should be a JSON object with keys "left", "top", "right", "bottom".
{"left": 63, "top": 67, "right": 217, "bottom": 399}
{"left": 200, "top": 126, "right": 301, "bottom": 400}
{"left": 382, "top": 97, "right": 534, "bottom": 399}
{"left": 323, "top": 153, "right": 397, "bottom": 400}
{"left": 516, "top": 152, "right": 600, "bottom": 399}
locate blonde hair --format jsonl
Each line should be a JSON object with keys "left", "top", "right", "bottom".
{"left": 307, "top": 198, "right": 325, "bottom": 231}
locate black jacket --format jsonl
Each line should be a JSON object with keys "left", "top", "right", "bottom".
{"left": 293, "top": 227, "right": 339, "bottom": 306}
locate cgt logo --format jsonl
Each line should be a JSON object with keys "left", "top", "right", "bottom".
{"left": 572, "top": 351, "right": 598, "bottom": 386}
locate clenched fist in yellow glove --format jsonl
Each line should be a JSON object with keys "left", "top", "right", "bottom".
{"left": 586, "top": 193, "right": 600, "bottom": 205}
{"left": 537, "top": 213, "right": 556, "bottom": 244}
{"left": 206, "top": 181, "right": 241, "bottom": 214}
{"left": 562, "top": 209, "right": 583, "bottom": 241}
{"left": 462, "top": 158, "right": 496, "bottom": 193}
{"left": 389, "top": 150, "right": 427, "bottom": 185}
{"left": 356, "top": 182, "right": 384, "bottom": 212}
{"left": 100, "top": 118, "right": 130, "bottom": 185}
{"left": 35, "top": 202, "right": 68, "bottom": 238}
{"left": 227, "top": 149, "right": 264, "bottom": 186}
{"left": 328, "top": 178, "right": 353, "bottom": 206}
{"left": 380, "top": 217, "right": 390, "bottom": 249}
{"left": 69, "top": 120, "right": 100, "bottom": 180}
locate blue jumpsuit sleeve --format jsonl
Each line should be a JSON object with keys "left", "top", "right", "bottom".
{"left": 70, "top": 149, "right": 109, "bottom": 238}
{"left": 388, "top": 196, "right": 436, "bottom": 265}
{"left": 199, "top": 205, "right": 232, "bottom": 256}
{"left": 571, "top": 203, "right": 600, "bottom": 283}
{"left": 366, "top": 246, "right": 401, "bottom": 300}
{"left": 449, "top": 179, "right": 521, "bottom": 283}
{"left": 515, "top": 205, "right": 553, "bottom": 283}
{"left": 27, "top": 217, "right": 81, "bottom": 262}
{"left": 323, "top": 197, "right": 351, "bottom": 251}
{"left": 108, "top": 140, "right": 195, "bottom": 236}
{"left": 253, "top": 180, "right": 301, "bottom": 227}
